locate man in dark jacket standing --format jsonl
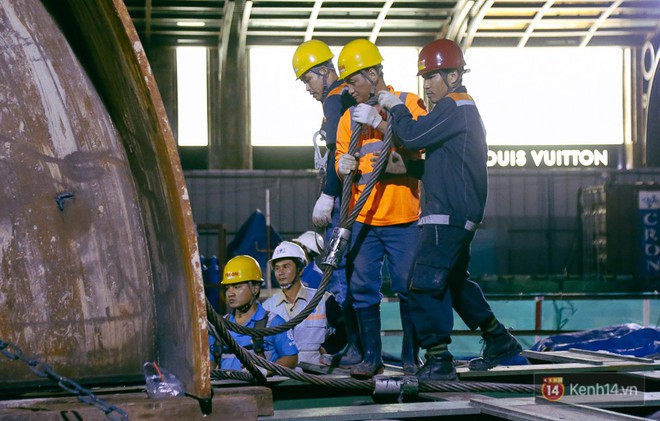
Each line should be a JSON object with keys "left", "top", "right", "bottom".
{"left": 377, "top": 39, "right": 522, "bottom": 381}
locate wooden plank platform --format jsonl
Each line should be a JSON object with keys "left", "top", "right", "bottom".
{"left": 7, "top": 351, "right": 659, "bottom": 420}
{"left": 0, "top": 387, "right": 272, "bottom": 421}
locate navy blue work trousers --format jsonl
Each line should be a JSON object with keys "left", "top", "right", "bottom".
{"left": 408, "top": 224, "right": 494, "bottom": 349}
{"left": 347, "top": 221, "right": 419, "bottom": 309}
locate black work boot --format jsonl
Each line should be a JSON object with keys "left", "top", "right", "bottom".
{"left": 416, "top": 351, "right": 458, "bottom": 382}
{"left": 468, "top": 326, "right": 522, "bottom": 371}
{"left": 399, "top": 300, "right": 421, "bottom": 375}
{"left": 350, "top": 305, "right": 384, "bottom": 379}
{"left": 320, "top": 302, "right": 362, "bottom": 368}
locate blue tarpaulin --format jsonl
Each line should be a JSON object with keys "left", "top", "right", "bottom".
{"left": 531, "top": 323, "right": 660, "bottom": 358}
{"left": 226, "top": 209, "right": 282, "bottom": 286}
{"left": 202, "top": 256, "right": 221, "bottom": 310}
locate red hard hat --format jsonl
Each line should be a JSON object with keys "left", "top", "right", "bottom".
{"left": 417, "top": 39, "right": 466, "bottom": 76}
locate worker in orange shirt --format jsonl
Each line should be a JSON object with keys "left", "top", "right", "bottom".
{"left": 334, "top": 39, "right": 427, "bottom": 379}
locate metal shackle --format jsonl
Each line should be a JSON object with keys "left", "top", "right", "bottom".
{"left": 321, "top": 227, "right": 351, "bottom": 268}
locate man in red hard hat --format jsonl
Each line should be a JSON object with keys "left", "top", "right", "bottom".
{"left": 377, "top": 39, "right": 522, "bottom": 381}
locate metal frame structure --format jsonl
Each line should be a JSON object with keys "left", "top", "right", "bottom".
{"left": 124, "top": 1, "right": 660, "bottom": 49}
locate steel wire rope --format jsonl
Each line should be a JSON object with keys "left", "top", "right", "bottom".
{"left": 207, "top": 318, "right": 267, "bottom": 384}
{"left": 205, "top": 96, "right": 392, "bottom": 386}
{"left": 211, "top": 358, "right": 538, "bottom": 395}
{"left": 210, "top": 311, "right": 374, "bottom": 391}
{"left": 211, "top": 315, "right": 538, "bottom": 394}
{"left": 212, "top": 294, "right": 539, "bottom": 396}
{"left": 206, "top": 96, "right": 387, "bottom": 339}
{"left": 206, "top": 97, "right": 540, "bottom": 397}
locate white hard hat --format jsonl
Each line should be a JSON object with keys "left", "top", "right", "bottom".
{"left": 292, "top": 231, "right": 324, "bottom": 256}
{"left": 269, "top": 241, "right": 308, "bottom": 267}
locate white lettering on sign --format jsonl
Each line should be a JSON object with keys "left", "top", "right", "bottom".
{"left": 640, "top": 191, "right": 660, "bottom": 278}
{"left": 487, "top": 149, "right": 608, "bottom": 168}
{"left": 649, "top": 260, "right": 660, "bottom": 272}
{"left": 487, "top": 150, "right": 526, "bottom": 167}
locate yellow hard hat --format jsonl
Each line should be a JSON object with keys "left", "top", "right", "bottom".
{"left": 222, "top": 255, "right": 263, "bottom": 285}
{"left": 338, "top": 39, "right": 384, "bottom": 80}
{"left": 292, "top": 40, "right": 334, "bottom": 79}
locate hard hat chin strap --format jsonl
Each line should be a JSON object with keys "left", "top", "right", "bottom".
{"left": 360, "top": 69, "right": 378, "bottom": 98}
{"left": 311, "top": 66, "right": 331, "bottom": 101}
{"left": 236, "top": 300, "right": 254, "bottom": 314}
{"left": 236, "top": 283, "right": 260, "bottom": 313}
{"left": 439, "top": 69, "right": 465, "bottom": 93}
{"left": 280, "top": 279, "right": 297, "bottom": 290}
{"left": 278, "top": 265, "right": 305, "bottom": 290}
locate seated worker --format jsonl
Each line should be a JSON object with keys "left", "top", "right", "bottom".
{"left": 210, "top": 255, "right": 298, "bottom": 372}
{"left": 292, "top": 230, "right": 324, "bottom": 289}
{"left": 263, "top": 241, "right": 346, "bottom": 365}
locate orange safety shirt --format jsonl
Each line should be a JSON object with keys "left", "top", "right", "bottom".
{"left": 335, "top": 86, "right": 427, "bottom": 226}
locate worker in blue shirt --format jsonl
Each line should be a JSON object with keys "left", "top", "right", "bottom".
{"left": 211, "top": 255, "right": 298, "bottom": 372}
{"left": 293, "top": 40, "right": 362, "bottom": 369}
{"left": 377, "top": 39, "right": 522, "bottom": 381}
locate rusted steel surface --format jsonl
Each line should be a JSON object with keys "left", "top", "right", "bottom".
{"left": 0, "top": 0, "right": 209, "bottom": 399}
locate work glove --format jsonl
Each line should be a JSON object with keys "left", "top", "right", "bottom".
{"left": 352, "top": 104, "right": 382, "bottom": 128}
{"left": 338, "top": 153, "right": 359, "bottom": 176}
{"left": 312, "top": 193, "right": 334, "bottom": 227}
{"left": 371, "top": 150, "right": 407, "bottom": 175}
{"left": 378, "top": 91, "right": 403, "bottom": 110}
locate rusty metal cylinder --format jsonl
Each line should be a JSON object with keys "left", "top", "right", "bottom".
{"left": 0, "top": 0, "right": 208, "bottom": 398}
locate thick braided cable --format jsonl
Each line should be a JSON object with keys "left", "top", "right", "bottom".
{"left": 213, "top": 311, "right": 374, "bottom": 390}
{"left": 213, "top": 311, "right": 538, "bottom": 394}
{"left": 206, "top": 100, "right": 539, "bottom": 396}
{"left": 208, "top": 97, "right": 389, "bottom": 338}
{"left": 214, "top": 319, "right": 539, "bottom": 393}
{"left": 211, "top": 358, "right": 538, "bottom": 394}
{"left": 344, "top": 102, "right": 394, "bottom": 227}
{"left": 207, "top": 316, "right": 267, "bottom": 384}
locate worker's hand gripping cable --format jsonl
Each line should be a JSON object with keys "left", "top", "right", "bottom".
{"left": 322, "top": 96, "right": 395, "bottom": 269}
{"left": 206, "top": 96, "right": 394, "bottom": 342}
{"left": 208, "top": 99, "right": 539, "bottom": 394}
